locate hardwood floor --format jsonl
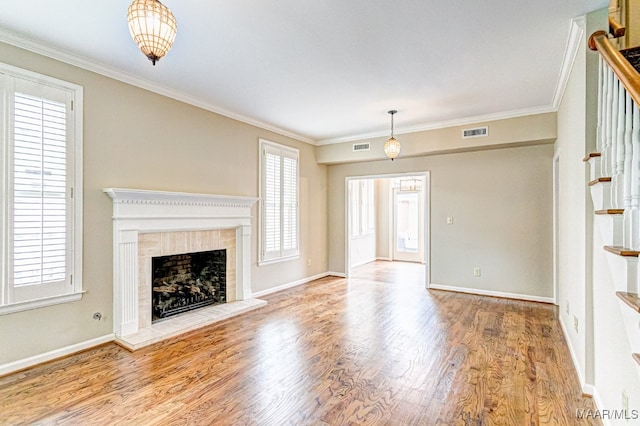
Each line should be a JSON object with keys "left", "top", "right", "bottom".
{"left": 0, "top": 261, "right": 599, "bottom": 425}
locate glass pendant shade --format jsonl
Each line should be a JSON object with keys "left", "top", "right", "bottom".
{"left": 384, "top": 110, "right": 401, "bottom": 160}
{"left": 384, "top": 137, "right": 401, "bottom": 160}
{"left": 127, "top": 0, "right": 177, "bottom": 65}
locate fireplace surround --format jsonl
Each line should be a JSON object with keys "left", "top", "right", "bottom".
{"left": 104, "top": 188, "right": 265, "bottom": 349}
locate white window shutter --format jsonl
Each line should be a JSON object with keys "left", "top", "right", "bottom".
{"left": 12, "top": 92, "right": 68, "bottom": 287}
{"left": 259, "top": 140, "right": 299, "bottom": 264}
{"left": 282, "top": 155, "right": 297, "bottom": 253}
{"left": 264, "top": 151, "right": 281, "bottom": 254}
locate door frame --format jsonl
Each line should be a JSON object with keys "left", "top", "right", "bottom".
{"left": 345, "top": 171, "right": 431, "bottom": 288}
{"left": 552, "top": 151, "right": 560, "bottom": 305}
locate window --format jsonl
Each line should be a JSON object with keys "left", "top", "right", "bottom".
{"left": 349, "top": 179, "right": 375, "bottom": 238}
{"left": 0, "top": 63, "right": 83, "bottom": 314}
{"left": 259, "top": 139, "right": 299, "bottom": 265}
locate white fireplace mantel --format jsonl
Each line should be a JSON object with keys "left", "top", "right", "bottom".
{"left": 104, "top": 188, "right": 258, "bottom": 338}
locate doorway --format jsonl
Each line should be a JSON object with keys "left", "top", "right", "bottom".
{"left": 345, "top": 173, "right": 430, "bottom": 285}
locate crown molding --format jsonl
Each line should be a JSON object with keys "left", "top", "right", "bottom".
{"left": 552, "top": 16, "right": 586, "bottom": 109}
{"left": 0, "top": 28, "right": 316, "bottom": 145}
{"left": 316, "top": 105, "right": 557, "bottom": 145}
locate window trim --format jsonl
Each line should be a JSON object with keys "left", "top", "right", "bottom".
{"left": 0, "top": 62, "right": 83, "bottom": 315}
{"left": 258, "top": 139, "right": 300, "bottom": 266}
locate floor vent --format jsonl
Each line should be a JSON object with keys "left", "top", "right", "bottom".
{"left": 462, "top": 126, "right": 489, "bottom": 138}
{"left": 353, "top": 142, "right": 370, "bottom": 152}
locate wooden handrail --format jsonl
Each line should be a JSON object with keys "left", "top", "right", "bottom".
{"left": 589, "top": 31, "right": 640, "bottom": 107}
{"left": 608, "top": 16, "right": 626, "bottom": 38}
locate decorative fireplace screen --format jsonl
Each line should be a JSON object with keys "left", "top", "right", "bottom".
{"left": 152, "top": 249, "right": 226, "bottom": 321}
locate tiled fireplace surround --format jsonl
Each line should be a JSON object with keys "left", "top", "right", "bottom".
{"left": 104, "top": 188, "right": 266, "bottom": 350}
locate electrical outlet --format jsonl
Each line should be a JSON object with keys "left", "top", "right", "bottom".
{"left": 573, "top": 315, "right": 579, "bottom": 333}
{"left": 473, "top": 267, "right": 481, "bottom": 277}
{"left": 307, "top": 258, "right": 312, "bottom": 267}
{"left": 566, "top": 300, "right": 570, "bottom": 315}
{"left": 447, "top": 216, "right": 454, "bottom": 225}
{"left": 622, "top": 389, "right": 629, "bottom": 416}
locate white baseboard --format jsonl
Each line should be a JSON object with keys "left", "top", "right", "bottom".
{"left": 252, "top": 272, "right": 331, "bottom": 298}
{"left": 327, "top": 271, "right": 347, "bottom": 278}
{"left": 0, "top": 334, "right": 115, "bottom": 377}
{"left": 376, "top": 257, "right": 392, "bottom": 261}
{"left": 559, "top": 315, "right": 596, "bottom": 397}
{"left": 428, "top": 283, "right": 555, "bottom": 304}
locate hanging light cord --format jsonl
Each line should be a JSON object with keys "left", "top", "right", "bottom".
{"left": 390, "top": 112, "right": 394, "bottom": 138}
{"left": 388, "top": 110, "right": 397, "bottom": 138}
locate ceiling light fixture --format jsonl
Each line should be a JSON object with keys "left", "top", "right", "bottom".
{"left": 127, "top": 0, "right": 177, "bottom": 65}
{"left": 384, "top": 110, "right": 401, "bottom": 160}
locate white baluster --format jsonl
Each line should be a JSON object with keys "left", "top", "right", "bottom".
{"left": 624, "top": 92, "right": 633, "bottom": 248}
{"left": 614, "top": 79, "right": 626, "bottom": 208}
{"left": 611, "top": 77, "right": 620, "bottom": 207}
{"left": 596, "top": 56, "right": 603, "bottom": 155}
{"left": 630, "top": 102, "right": 640, "bottom": 250}
{"left": 602, "top": 66, "right": 614, "bottom": 178}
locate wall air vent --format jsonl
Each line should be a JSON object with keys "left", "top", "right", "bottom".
{"left": 353, "top": 142, "right": 371, "bottom": 152}
{"left": 462, "top": 126, "right": 489, "bottom": 139}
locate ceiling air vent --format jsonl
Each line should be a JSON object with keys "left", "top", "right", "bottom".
{"left": 462, "top": 126, "right": 489, "bottom": 139}
{"left": 353, "top": 142, "right": 370, "bottom": 152}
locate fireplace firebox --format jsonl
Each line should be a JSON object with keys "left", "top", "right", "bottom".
{"left": 152, "top": 249, "right": 226, "bottom": 321}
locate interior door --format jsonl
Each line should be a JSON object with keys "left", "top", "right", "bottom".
{"left": 393, "top": 189, "right": 423, "bottom": 263}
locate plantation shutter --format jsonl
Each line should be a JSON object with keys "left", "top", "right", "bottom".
{"left": 282, "top": 154, "right": 298, "bottom": 254}
{"left": 260, "top": 141, "right": 299, "bottom": 263}
{"left": 8, "top": 78, "right": 73, "bottom": 301}
{"left": 264, "top": 151, "right": 281, "bottom": 254}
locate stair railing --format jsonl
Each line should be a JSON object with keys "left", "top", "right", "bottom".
{"left": 589, "top": 31, "right": 640, "bottom": 249}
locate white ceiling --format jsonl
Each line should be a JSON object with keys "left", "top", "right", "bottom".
{"left": 0, "top": 0, "right": 607, "bottom": 144}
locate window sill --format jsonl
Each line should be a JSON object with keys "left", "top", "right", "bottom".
{"left": 0, "top": 291, "right": 85, "bottom": 316}
{"left": 258, "top": 254, "right": 300, "bottom": 267}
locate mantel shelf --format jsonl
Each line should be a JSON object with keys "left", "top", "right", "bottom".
{"left": 103, "top": 188, "right": 258, "bottom": 209}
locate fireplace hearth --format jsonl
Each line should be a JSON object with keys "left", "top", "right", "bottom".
{"left": 152, "top": 249, "right": 226, "bottom": 321}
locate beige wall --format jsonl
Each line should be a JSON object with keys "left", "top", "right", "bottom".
{"left": 0, "top": 42, "right": 328, "bottom": 364}
{"left": 555, "top": 19, "right": 590, "bottom": 386}
{"left": 375, "top": 179, "right": 392, "bottom": 260}
{"left": 328, "top": 143, "right": 554, "bottom": 299}
{"left": 626, "top": 0, "right": 640, "bottom": 47}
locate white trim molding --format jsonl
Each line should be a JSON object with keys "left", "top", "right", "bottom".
{"left": 559, "top": 315, "right": 595, "bottom": 396}
{"left": 0, "top": 334, "right": 114, "bottom": 377}
{"left": 103, "top": 188, "right": 258, "bottom": 338}
{"left": 552, "top": 16, "right": 586, "bottom": 109}
{"left": 429, "top": 284, "right": 555, "bottom": 304}
{"left": 252, "top": 272, "right": 331, "bottom": 298}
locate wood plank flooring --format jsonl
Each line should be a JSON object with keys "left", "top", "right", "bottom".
{"left": 0, "top": 261, "right": 599, "bottom": 425}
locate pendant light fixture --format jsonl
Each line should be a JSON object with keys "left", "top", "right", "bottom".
{"left": 127, "top": 0, "right": 177, "bottom": 65}
{"left": 384, "top": 110, "right": 401, "bottom": 160}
